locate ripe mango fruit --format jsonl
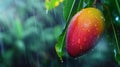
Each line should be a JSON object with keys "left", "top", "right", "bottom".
{"left": 66, "top": 8, "right": 104, "bottom": 57}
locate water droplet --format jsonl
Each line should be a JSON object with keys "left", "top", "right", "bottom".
{"left": 61, "top": 60, "right": 64, "bottom": 63}
{"left": 115, "top": 16, "right": 119, "bottom": 21}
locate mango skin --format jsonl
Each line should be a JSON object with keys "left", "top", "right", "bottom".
{"left": 66, "top": 8, "right": 104, "bottom": 57}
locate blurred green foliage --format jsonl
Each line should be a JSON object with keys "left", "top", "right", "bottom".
{"left": 0, "top": 0, "right": 63, "bottom": 67}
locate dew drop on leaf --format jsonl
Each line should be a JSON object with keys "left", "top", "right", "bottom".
{"left": 115, "top": 16, "right": 119, "bottom": 21}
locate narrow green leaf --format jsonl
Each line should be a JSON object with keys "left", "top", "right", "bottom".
{"left": 55, "top": 19, "right": 73, "bottom": 61}
{"left": 55, "top": 0, "right": 77, "bottom": 61}
{"left": 63, "top": 0, "right": 84, "bottom": 22}
{"left": 114, "top": 23, "right": 120, "bottom": 65}
{"left": 55, "top": 29, "right": 66, "bottom": 61}
{"left": 63, "top": 0, "right": 76, "bottom": 22}
{"left": 115, "top": 0, "right": 120, "bottom": 16}
{"left": 77, "top": 0, "right": 84, "bottom": 12}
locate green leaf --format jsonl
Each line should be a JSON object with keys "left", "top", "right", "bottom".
{"left": 63, "top": 0, "right": 83, "bottom": 22}
{"left": 55, "top": 27, "right": 66, "bottom": 61}
{"left": 115, "top": 0, "right": 120, "bottom": 16}
{"left": 77, "top": 0, "right": 84, "bottom": 11}
{"left": 113, "top": 23, "right": 120, "bottom": 66}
